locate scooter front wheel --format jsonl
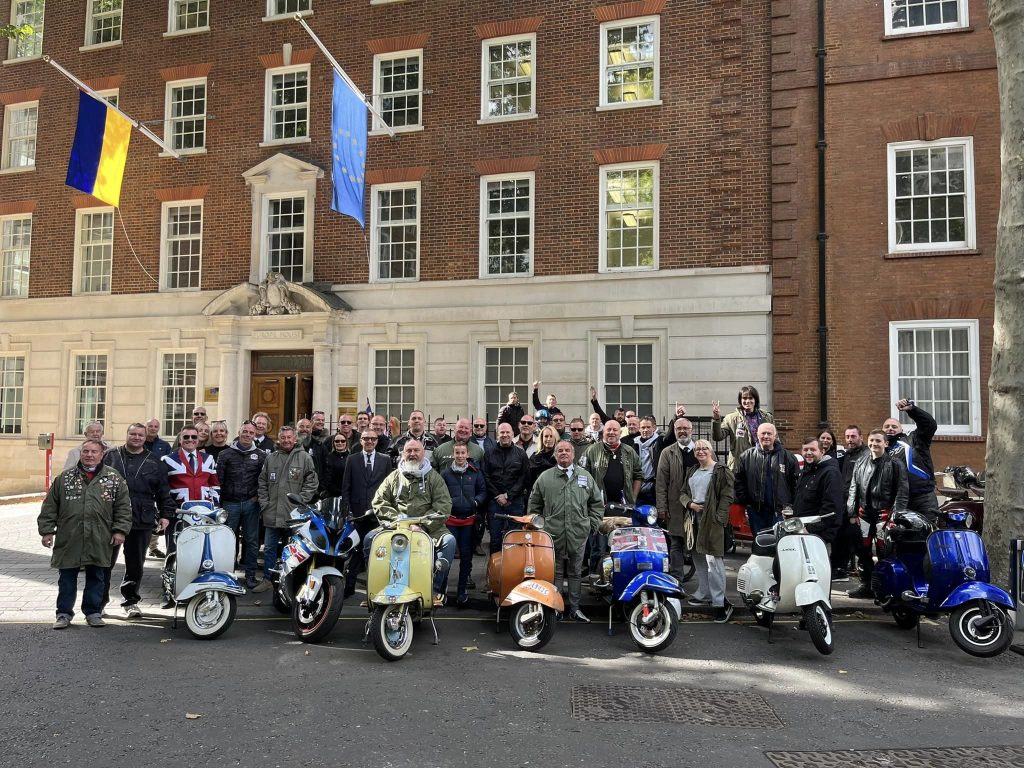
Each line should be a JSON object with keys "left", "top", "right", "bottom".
{"left": 184, "top": 592, "right": 237, "bottom": 640}
{"left": 751, "top": 607, "right": 774, "bottom": 628}
{"left": 370, "top": 604, "right": 414, "bottom": 661}
{"left": 949, "top": 600, "right": 1014, "bottom": 658}
{"left": 292, "top": 574, "right": 345, "bottom": 643}
{"left": 508, "top": 601, "right": 556, "bottom": 651}
{"left": 627, "top": 597, "right": 678, "bottom": 654}
{"left": 803, "top": 602, "right": 835, "bottom": 655}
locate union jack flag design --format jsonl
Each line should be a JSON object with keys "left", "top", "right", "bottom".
{"left": 162, "top": 449, "right": 220, "bottom": 505}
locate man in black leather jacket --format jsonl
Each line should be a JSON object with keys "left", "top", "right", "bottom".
{"left": 883, "top": 399, "right": 938, "bottom": 520}
{"left": 482, "top": 423, "right": 530, "bottom": 554}
{"left": 734, "top": 424, "right": 800, "bottom": 535}
{"left": 216, "top": 421, "right": 267, "bottom": 589}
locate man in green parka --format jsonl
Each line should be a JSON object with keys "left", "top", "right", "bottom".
{"left": 38, "top": 439, "right": 133, "bottom": 629}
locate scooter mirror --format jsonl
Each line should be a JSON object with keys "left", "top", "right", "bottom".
{"left": 531, "top": 515, "right": 545, "bottom": 530}
{"left": 286, "top": 493, "right": 303, "bottom": 506}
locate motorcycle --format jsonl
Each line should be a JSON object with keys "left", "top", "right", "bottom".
{"left": 596, "top": 503, "right": 683, "bottom": 654}
{"left": 161, "top": 500, "right": 244, "bottom": 640}
{"left": 872, "top": 509, "right": 1015, "bottom": 658}
{"left": 487, "top": 513, "right": 564, "bottom": 651}
{"left": 735, "top": 510, "right": 835, "bottom": 655}
{"left": 364, "top": 511, "right": 449, "bottom": 661}
{"left": 273, "top": 494, "right": 362, "bottom": 643}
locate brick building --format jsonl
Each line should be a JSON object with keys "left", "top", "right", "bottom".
{"left": 772, "top": 0, "right": 997, "bottom": 469}
{"left": 0, "top": 1, "right": 775, "bottom": 493}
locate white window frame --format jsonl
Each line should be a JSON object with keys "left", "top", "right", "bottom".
{"left": 165, "top": 0, "right": 209, "bottom": 36}
{"left": 263, "top": 0, "right": 311, "bottom": 22}
{"left": 479, "top": 34, "right": 536, "bottom": 123}
{"left": 72, "top": 206, "right": 114, "bottom": 296}
{"left": 598, "top": 15, "right": 661, "bottom": 109}
{"left": 0, "top": 354, "right": 26, "bottom": 435}
{"left": 369, "top": 181, "right": 420, "bottom": 283}
{"left": 261, "top": 191, "right": 310, "bottom": 283}
{"left": 70, "top": 352, "right": 108, "bottom": 437}
{"left": 888, "top": 319, "right": 981, "bottom": 436}
{"left": 371, "top": 49, "right": 423, "bottom": 134}
{"left": 369, "top": 347, "right": 417, "bottom": 423}
{"left": 0, "top": 213, "right": 31, "bottom": 298}
{"left": 163, "top": 77, "right": 207, "bottom": 156}
{"left": 1, "top": 100, "right": 37, "bottom": 171}
{"left": 599, "top": 160, "right": 659, "bottom": 273}
{"left": 82, "top": 0, "right": 123, "bottom": 50}
{"left": 884, "top": 0, "right": 969, "bottom": 36}
{"left": 479, "top": 172, "right": 534, "bottom": 279}
{"left": 887, "top": 137, "right": 975, "bottom": 254}
{"left": 94, "top": 88, "right": 118, "bottom": 108}
{"left": 6, "top": 0, "right": 44, "bottom": 61}
{"left": 262, "top": 64, "right": 311, "bottom": 146}
{"left": 159, "top": 350, "right": 198, "bottom": 438}
{"left": 160, "top": 199, "right": 203, "bottom": 292}
{"left": 599, "top": 340, "right": 658, "bottom": 417}
{"left": 480, "top": 345, "right": 530, "bottom": 420}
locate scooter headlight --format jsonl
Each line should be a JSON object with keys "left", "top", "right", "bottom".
{"left": 782, "top": 518, "right": 804, "bottom": 534}
{"left": 391, "top": 534, "right": 408, "bottom": 551}
{"left": 963, "top": 566, "right": 977, "bottom": 580}
{"left": 637, "top": 505, "right": 658, "bottom": 525}
{"left": 215, "top": 509, "right": 229, "bottom": 524}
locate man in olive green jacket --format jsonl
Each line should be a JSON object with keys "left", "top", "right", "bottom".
{"left": 253, "top": 426, "right": 319, "bottom": 590}
{"left": 431, "top": 418, "right": 484, "bottom": 474}
{"left": 578, "top": 420, "right": 643, "bottom": 506}
{"left": 528, "top": 441, "right": 604, "bottom": 621}
{"left": 38, "top": 439, "right": 132, "bottom": 629}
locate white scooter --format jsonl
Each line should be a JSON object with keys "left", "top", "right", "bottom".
{"left": 161, "top": 500, "right": 245, "bottom": 640}
{"left": 735, "top": 510, "right": 835, "bottom": 655}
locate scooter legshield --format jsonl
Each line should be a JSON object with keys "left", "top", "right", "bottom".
{"left": 794, "top": 580, "right": 831, "bottom": 609}
{"left": 501, "top": 580, "right": 564, "bottom": 611}
{"left": 619, "top": 572, "right": 683, "bottom": 602}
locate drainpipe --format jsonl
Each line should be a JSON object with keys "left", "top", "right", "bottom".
{"left": 816, "top": 0, "right": 829, "bottom": 428}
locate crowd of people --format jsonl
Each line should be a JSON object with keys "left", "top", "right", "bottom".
{"left": 37, "top": 382, "right": 939, "bottom": 630}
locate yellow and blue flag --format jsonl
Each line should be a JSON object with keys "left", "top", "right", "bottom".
{"left": 330, "top": 71, "right": 368, "bottom": 227}
{"left": 65, "top": 91, "right": 131, "bottom": 208}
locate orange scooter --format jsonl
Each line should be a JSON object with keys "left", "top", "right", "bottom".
{"left": 487, "top": 513, "right": 564, "bottom": 651}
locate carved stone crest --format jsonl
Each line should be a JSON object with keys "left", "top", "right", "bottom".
{"left": 250, "top": 272, "right": 301, "bottom": 316}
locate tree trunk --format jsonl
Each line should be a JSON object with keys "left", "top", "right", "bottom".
{"left": 984, "top": 0, "right": 1024, "bottom": 587}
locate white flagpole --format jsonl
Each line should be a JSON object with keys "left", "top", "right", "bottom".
{"left": 43, "top": 55, "right": 182, "bottom": 158}
{"left": 293, "top": 13, "right": 397, "bottom": 139}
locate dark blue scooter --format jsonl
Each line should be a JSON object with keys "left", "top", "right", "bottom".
{"left": 872, "top": 509, "right": 1015, "bottom": 657}
{"left": 597, "top": 503, "right": 683, "bottom": 653}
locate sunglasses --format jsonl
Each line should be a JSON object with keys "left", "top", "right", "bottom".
{"left": 694, "top": 447, "right": 710, "bottom": 453}
{"left": 473, "top": 425, "right": 486, "bottom": 429}
{"left": 339, "top": 420, "right": 353, "bottom": 425}
{"left": 360, "top": 437, "right": 378, "bottom": 442}
{"left": 570, "top": 427, "right": 584, "bottom": 432}
{"left": 520, "top": 420, "right": 534, "bottom": 425}
{"left": 192, "top": 412, "right": 206, "bottom": 417}
{"left": 181, "top": 435, "right": 199, "bottom": 441}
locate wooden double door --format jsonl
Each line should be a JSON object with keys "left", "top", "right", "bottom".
{"left": 248, "top": 351, "right": 313, "bottom": 433}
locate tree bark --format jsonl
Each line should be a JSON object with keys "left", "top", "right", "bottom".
{"left": 985, "top": 0, "right": 1024, "bottom": 587}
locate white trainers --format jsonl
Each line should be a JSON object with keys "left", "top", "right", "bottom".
{"left": 124, "top": 604, "right": 142, "bottom": 619}
{"left": 53, "top": 614, "right": 71, "bottom": 630}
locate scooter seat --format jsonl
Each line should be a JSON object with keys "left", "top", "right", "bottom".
{"left": 752, "top": 532, "right": 778, "bottom": 556}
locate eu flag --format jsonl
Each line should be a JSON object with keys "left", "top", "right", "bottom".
{"left": 330, "top": 71, "right": 368, "bottom": 228}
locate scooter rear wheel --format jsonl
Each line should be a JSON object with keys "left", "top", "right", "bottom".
{"left": 949, "top": 600, "right": 1014, "bottom": 658}
{"left": 292, "top": 574, "right": 345, "bottom": 643}
{"left": 803, "top": 602, "right": 835, "bottom": 655}
{"left": 370, "top": 604, "right": 414, "bottom": 661}
{"left": 508, "top": 601, "right": 556, "bottom": 651}
{"left": 184, "top": 592, "right": 237, "bottom": 640}
{"left": 627, "top": 598, "right": 678, "bottom": 654}
{"left": 891, "top": 606, "right": 919, "bottom": 630}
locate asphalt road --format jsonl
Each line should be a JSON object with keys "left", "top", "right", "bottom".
{"left": 2, "top": 609, "right": 1022, "bottom": 768}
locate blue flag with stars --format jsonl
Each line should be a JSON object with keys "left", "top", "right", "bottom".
{"left": 331, "top": 71, "right": 368, "bottom": 228}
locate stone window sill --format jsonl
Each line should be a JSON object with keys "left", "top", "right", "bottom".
{"left": 884, "top": 248, "right": 981, "bottom": 260}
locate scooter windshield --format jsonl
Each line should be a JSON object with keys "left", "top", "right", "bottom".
{"left": 610, "top": 527, "right": 669, "bottom": 554}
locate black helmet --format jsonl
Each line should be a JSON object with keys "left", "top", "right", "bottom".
{"left": 891, "top": 511, "right": 931, "bottom": 542}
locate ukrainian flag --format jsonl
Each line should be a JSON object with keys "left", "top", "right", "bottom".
{"left": 65, "top": 91, "right": 131, "bottom": 208}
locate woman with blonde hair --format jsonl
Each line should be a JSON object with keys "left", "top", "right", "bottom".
{"left": 528, "top": 425, "right": 560, "bottom": 494}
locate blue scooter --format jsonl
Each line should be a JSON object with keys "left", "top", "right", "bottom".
{"left": 872, "top": 509, "right": 1015, "bottom": 657}
{"left": 597, "top": 503, "right": 683, "bottom": 653}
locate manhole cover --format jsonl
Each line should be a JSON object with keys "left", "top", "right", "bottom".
{"left": 765, "top": 745, "right": 1024, "bottom": 768}
{"left": 570, "top": 685, "right": 782, "bottom": 727}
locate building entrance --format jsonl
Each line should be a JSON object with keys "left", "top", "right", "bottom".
{"left": 248, "top": 351, "right": 313, "bottom": 431}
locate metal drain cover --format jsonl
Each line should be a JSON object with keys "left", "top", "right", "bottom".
{"left": 765, "top": 746, "right": 1024, "bottom": 767}
{"left": 570, "top": 685, "right": 782, "bottom": 727}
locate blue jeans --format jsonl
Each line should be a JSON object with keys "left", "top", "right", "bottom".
{"left": 447, "top": 524, "right": 475, "bottom": 599}
{"left": 225, "top": 500, "right": 260, "bottom": 579}
{"left": 57, "top": 565, "right": 108, "bottom": 618}
{"left": 263, "top": 526, "right": 288, "bottom": 581}
{"left": 363, "top": 529, "right": 457, "bottom": 597}
{"left": 488, "top": 496, "right": 524, "bottom": 554}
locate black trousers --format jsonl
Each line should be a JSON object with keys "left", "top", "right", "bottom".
{"left": 103, "top": 527, "right": 151, "bottom": 607}
{"left": 831, "top": 518, "right": 861, "bottom": 571}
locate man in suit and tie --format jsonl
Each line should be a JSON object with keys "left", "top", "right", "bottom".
{"left": 341, "top": 430, "right": 392, "bottom": 598}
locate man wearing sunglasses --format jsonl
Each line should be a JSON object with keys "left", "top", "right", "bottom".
{"left": 162, "top": 426, "right": 220, "bottom": 508}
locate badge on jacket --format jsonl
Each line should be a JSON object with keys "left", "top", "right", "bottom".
{"left": 269, "top": 472, "right": 277, "bottom": 481}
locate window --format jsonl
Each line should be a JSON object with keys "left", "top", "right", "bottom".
{"left": 370, "top": 183, "right": 419, "bottom": 281}
{"left": 1, "top": 101, "right": 37, "bottom": 170}
{"left": 161, "top": 201, "right": 202, "bottom": 290}
{"left": 373, "top": 348, "right": 415, "bottom": 422}
{"left": 95, "top": 88, "right": 118, "bottom": 108}
{"left": 373, "top": 50, "right": 421, "bottom": 132}
{"left": 168, "top": 0, "right": 208, "bottom": 33}
{"left": 264, "top": 65, "right": 309, "bottom": 143}
{"left": 600, "top": 16, "right": 659, "bottom": 107}
{"left": 165, "top": 78, "right": 206, "bottom": 153}
{"left": 890, "top": 320, "right": 981, "bottom": 436}
{"left": 600, "top": 162, "right": 658, "bottom": 271}
{"left": 72, "top": 353, "right": 107, "bottom": 435}
{"left": 266, "top": 0, "right": 310, "bottom": 18}
{"left": 75, "top": 208, "right": 113, "bottom": 294}
{"left": 481, "top": 35, "right": 535, "bottom": 121}
{"left": 85, "top": 0, "right": 122, "bottom": 47}
{"left": 265, "top": 195, "right": 306, "bottom": 282}
{"left": 7, "top": 0, "right": 44, "bottom": 60}
{"left": 0, "top": 355, "right": 24, "bottom": 434}
{"left": 602, "top": 343, "right": 654, "bottom": 415}
{"left": 888, "top": 138, "right": 974, "bottom": 253}
{"left": 0, "top": 214, "right": 30, "bottom": 297}
{"left": 160, "top": 352, "right": 197, "bottom": 437}
{"left": 483, "top": 347, "right": 528, "bottom": 421}
{"left": 480, "top": 173, "right": 533, "bottom": 277}
{"left": 886, "top": 0, "right": 968, "bottom": 35}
